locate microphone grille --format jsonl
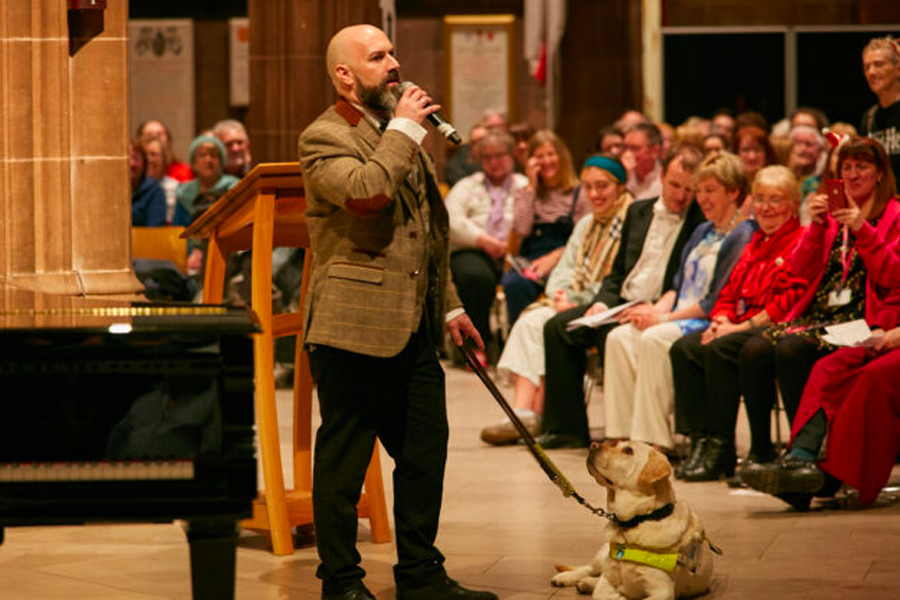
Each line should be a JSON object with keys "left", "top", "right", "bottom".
{"left": 397, "top": 81, "right": 415, "bottom": 92}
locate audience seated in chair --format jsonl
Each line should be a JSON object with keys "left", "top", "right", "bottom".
{"left": 446, "top": 131, "right": 528, "bottom": 365}
{"left": 621, "top": 122, "right": 664, "bottom": 201}
{"left": 502, "top": 130, "right": 589, "bottom": 327}
{"left": 666, "top": 166, "right": 808, "bottom": 481}
{"left": 479, "top": 154, "right": 633, "bottom": 445}
{"left": 175, "top": 135, "right": 240, "bottom": 275}
{"left": 602, "top": 151, "right": 755, "bottom": 456}
{"left": 130, "top": 139, "right": 166, "bottom": 228}
{"left": 534, "top": 144, "right": 705, "bottom": 449}
{"left": 737, "top": 137, "right": 900, "bottom": 510}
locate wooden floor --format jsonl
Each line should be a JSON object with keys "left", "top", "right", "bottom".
{"left": 1, "top": 361, "right": 899, "bottom": 599}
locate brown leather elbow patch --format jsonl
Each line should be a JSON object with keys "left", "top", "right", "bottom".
{"left": 346, "top": 194, "right": 391, "bottom": 217}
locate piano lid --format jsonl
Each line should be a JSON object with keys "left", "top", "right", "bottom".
{"left": 0, "top": 283, "right": 259, "bottom": 335}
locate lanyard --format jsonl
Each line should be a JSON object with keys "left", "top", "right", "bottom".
{"left": 839, "top": 224, "right": 856, "bottom": 290}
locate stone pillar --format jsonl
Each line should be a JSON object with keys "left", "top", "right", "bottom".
{"left": 248, "top": 0, "right": 381, "bottom": 164}
{"left": 0, "top": 1, "right": 140, "bottom": 296}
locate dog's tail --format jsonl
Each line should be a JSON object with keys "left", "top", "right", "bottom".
{"left": 554, "top": 565, "right": 573, "bottom": 573}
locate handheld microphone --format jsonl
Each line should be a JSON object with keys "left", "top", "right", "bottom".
{"left": 397, "top": 81, "right": 462, "bottom": 145}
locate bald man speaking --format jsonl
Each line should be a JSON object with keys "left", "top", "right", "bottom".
{"left": 297, "top": 25, "right": 493, "bottom": 600}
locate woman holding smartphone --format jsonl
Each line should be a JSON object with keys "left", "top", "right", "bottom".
{"left": 671, "top": 137, "right": 900, "bottom": 490}
{"left": 728, "top": 137, "right": 900, "bottom": 507}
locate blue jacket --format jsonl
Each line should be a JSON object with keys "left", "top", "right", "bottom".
{"left": 132, "top": 176, "right": 167, "bottom": 227}
{"left": 671, "top": 218, "right": 757, "bottom": 315}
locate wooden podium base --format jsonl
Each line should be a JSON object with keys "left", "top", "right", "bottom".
{"left": 185, "top": 164, "right": 392, "bottom": 556}
{"left": 242, "top": 443, "right": 392, "bottom": 550}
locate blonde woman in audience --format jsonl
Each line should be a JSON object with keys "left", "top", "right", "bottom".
{"left": 601, "top": 151, "right": 754, "bottom": 454}
{"left": 481, "top": 155, "right": 632, "bottom": 445}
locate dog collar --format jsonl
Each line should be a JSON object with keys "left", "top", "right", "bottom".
{"left": 609, "top": 542, "right": 679, "bottom": 572}
{"left": 609, "top": 502, "right": 675, "bottom": 529}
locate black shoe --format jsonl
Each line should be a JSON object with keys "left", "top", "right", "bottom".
{"left": 322, "top": 582, "right": 375, "bottom": 600}
{"left": 533, "top": 432, "right": 590, "bottom": 449}
{"left": 681, "top": 437, "right": 736, "bottom": 482}
{"left": 729, "top": 448, "right": 779, "bottom": 488}
{"left": 675, "top": 436, "right": 707, "bottom": 479}
{"left": 775, "top": 492, "right": 814, "bottom": 512}
{"left": 397, "top": 576, "right": 498, "bottom": 600}
{"left": 739, "top": 454, "right": 825, "bottom": 497}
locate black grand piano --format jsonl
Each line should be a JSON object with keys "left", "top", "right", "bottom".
{"left": 0, "top": 284, "right": 258, "bottom": 600}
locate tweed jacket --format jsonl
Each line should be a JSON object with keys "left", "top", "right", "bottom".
{"left": 297, "top": 98, "right": 462, "bottom": 358}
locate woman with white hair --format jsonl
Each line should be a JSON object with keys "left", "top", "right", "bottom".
{"left": 670, "top": 166, "right": 807, "bottom": 481}
{"left": 860, "top": 35, "right": 900, "bottom": 181}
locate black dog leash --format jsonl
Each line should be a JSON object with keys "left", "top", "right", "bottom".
{"left": 458, "top": 340, "right": 611, "bottom": 521}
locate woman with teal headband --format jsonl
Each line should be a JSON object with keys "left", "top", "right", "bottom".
{"left": 481, "top": 154, "right": 633, "bottom": 445}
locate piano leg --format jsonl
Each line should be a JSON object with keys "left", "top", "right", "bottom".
{"left": 185, "top": 520, "right": 240, "bottom": 600}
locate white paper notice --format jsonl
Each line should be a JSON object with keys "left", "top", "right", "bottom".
{"left": 566, "top": 300, "right": 640, "bottom": 331}
{"left": 821, "top": 319, "right": 882, "bottom": 347}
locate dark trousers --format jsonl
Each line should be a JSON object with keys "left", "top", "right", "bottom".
{"left": 450, "top": 249, "right": 500, "bottom": 344}
{"left": 542, "top": 304, "right": 616, "bottom": 440}
{"left": 670, "top": 329, "right": 757, "bottom": 442}
{"left": 309, "top": 325, "right": 448, "bottom": 592}
{"left": 670, "top": 330, "right": 829, "bottom": 457}
{"left": 740, "top": 333, "right": 830, "bottom": 453}
{"left": 501, "top": 268, "right": 543, "bottom": 327}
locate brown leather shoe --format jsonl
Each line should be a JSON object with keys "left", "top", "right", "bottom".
{"left": 480, "top": 414, "right": 542, "bottom": 445}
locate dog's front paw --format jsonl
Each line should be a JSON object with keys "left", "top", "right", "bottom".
{"left": 552, "top": 568, "right": 585, "bottom": 587}
{"left": 575, "top": 576, "right": 599, "bottom": 594}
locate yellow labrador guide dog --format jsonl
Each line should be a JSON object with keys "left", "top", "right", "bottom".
{"left": 552, "top": 440, "right": 714, "bottom": 600}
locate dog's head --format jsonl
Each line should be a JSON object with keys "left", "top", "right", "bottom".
{"left": 587, "top": 440, "right": 674, "bottom": 517}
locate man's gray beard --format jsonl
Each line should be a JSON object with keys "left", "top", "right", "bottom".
{"left": 357, "top": 78, "right": 397, "bottom": 113}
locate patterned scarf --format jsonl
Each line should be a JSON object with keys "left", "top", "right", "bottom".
{"left": 572, "top": 191, "right": 633, "bottom": 292}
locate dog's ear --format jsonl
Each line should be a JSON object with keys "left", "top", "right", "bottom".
{"left": 637, "top": 450, "right": 673, "bottom": 489}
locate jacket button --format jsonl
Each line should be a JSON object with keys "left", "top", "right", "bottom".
{"left": 409, "top": 268, "right": 420, "bottom": 278}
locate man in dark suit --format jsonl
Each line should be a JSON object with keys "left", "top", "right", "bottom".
{"left": 297, "top": 25, "right": 493, "bottom": 600}
{"left": 537, "top": 145, "right": 706, "bottom": 449}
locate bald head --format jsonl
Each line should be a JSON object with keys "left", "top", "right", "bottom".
{"left": 324, "top": 24, "right": 400, "bottom": 111}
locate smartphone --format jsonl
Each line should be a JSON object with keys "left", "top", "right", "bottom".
{"left": 826, "top": 179, "right": 847, "bottom": 213}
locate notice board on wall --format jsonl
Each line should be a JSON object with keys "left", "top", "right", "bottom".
{"left": 443, "top": 15, "right": 516, "bottom": 141}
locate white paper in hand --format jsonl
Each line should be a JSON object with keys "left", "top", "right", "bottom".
{"left": 821, "top": 319, "right": 882, "bottom": 347}
{"left": 566, "top": 300, "right": 640, "bottom": 331}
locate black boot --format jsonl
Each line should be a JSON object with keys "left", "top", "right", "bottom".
{"left": 675, "top": 436, "right": 707, "bottom": 480}
{"left": 681, "top": 437, "right": 736, "bottom": 482}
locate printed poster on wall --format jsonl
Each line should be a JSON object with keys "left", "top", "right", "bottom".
{"left": 230, "top": 18, "right": 250, "bottom": 106}
{"left": 446, "top": 17, "right": 514, "bottom": 142}
{"left": 128, "top": 19, "right": 195, "bottom": 162}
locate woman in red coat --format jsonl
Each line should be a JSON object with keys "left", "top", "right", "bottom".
{"left": 786, "top": 324, "right": 900, "bottom": 506}
{"left": 741, "top": 137, "right": 900, "bottom": 509}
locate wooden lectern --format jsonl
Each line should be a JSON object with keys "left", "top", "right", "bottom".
{"left": 183, "top": 163, "right": 391, "bottom": 555}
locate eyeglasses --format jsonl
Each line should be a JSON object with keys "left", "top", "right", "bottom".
{"left": 751, "top": 194, "right": 789, "bottom": 207}
{"left": 480, "top": 151, "right": 511, "bottom": 162}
